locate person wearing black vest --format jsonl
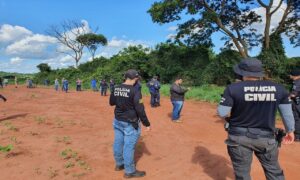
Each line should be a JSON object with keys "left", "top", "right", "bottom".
{"left": 110, "top": 69, "right": 151, "bottom": 179}
{"left": 289, "top": 69, "right": 300, "bottom": 141}
{"left": 218, "top": 58, "right": 295, "bottom": 180}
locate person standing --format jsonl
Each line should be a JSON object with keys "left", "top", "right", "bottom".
{"left": 0, "top": 77, "right": 3, "bottom": 88}
{"left": 76, "top": 78, "right": 82, "bottom": 91}
{"left": 289, "top": 69, "right": 300, "bottom": 142}
{"left": 110, "top": 79, "right": 115, "bottom": 93}
{"left": 147, "top": 76, "right": 161, "bottom": 107}
{"left": 63, "top": 79, "right": 69, "bottom": 93}
{"left": 14, "top": 76, "right": 18, "bottom": 88}
{"left": 170, "top": 77, "right": 190, "bottom": 122}
{"left": 91, "top": 78, "right": 97, "bottom": 92}
{"left": 110, "top": 69, "right": 151, "bottom": 178}
{"left": 218, "top": 58, "right": 295, "bottom": 180}
{"left": 61, "top": 78, "right": 65, "bottom": 91}
{"left": 54, "top": 78, "right": 59, "bottom": 91}
{"left": 100, "top": 79, "right": 108, "bottom": 96}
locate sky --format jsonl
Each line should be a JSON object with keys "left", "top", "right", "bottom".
{"left": 0, "top": 0, "right": 299, "bottom": 73}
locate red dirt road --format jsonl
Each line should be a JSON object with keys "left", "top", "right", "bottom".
{"left": 0, "top": 86, "right": 299, "bottom": 180}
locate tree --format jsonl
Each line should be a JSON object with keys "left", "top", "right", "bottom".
{"left": 148, "top": 0, "right": 299, "bottom": 58}
{"left": 37, "top": 63, "right": 51, "bottom": 73}
{"left": 76, "top": 33, "right": 107, "bottom": 60}
{"left": 47, "top": 20, "right": 91, "bottom": 68}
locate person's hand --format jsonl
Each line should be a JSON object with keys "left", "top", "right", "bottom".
{"left": 145, "top": 126, "right": 151, "bottom": 132}
{"left": 282, "top": 132, "right": 294, "bottom": 145}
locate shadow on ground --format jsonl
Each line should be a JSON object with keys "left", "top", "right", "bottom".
{"left": 191, "top": 145, "right": 234, "bottom": 180}
{"left": 135, "top": 139, "right": 151, "bottom": 165}
{"left": 0, "top": 113, "right": 28, "bottom": 122}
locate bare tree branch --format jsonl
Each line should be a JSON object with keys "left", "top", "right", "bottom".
{"left": 271, "top": 0, "right": 283, "bottom": 15}
{"left": 202, "top": 0, "right": 248, "bottom": 57}
{"left": 257, "top": 0, "right": 268, "bottom": 8}
{"left": 47, "top": 20, "right": 90, "bottom": 68}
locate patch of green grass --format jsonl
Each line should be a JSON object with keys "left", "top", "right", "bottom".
{"left": 65, "top": 161, "right": 75, "bottom": 168}
{"left": 61, "top": 149, "right": 78, "bottom": 160}
{"left": 0, "top": 144, "right": 13, "bottom": 153}
{"left": 34, "top": 116, "right": 46, "bottom": 124}
{"left": 3, "top": 122, "right": 18, "bottom": 131}
{"left": 10, "top": 136, "right": 21, "bottom": 144}
{"left": 60, "top": 149, "right": 91, "bottom": 171}
{"left": 142, "top": 84, "right": 224, "bottom": 103}
{"left": 47, "top": 167, "right": 59, "bottom": 179}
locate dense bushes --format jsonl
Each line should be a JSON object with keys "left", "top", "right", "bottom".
{"left": 33, "top": 42, "right": 299, "bottom": 89}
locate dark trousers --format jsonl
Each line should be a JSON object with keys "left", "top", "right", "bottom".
{"left": 226, "top": 135, "right": 284, "bottom": 180}
{"left": 150, "top": 92, "right": 160, "bottom": 106}
{"left": 101, "top": 88, "right": 107, "bottom": 96}
{"left": 76, "top": 85, "right": 81, "bottom": 91}
{"left": 292, "top": 101, "right": 300, "bottom": 139}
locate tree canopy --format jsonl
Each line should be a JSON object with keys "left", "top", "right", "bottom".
{"left": 148, "top": 0, "right": 299, "bottom": 58}
{"left": 76, "top": 33, "right": 107, "bottom": 60}
{"left": 37, "top": 63, "right": 51, "bottom": 73}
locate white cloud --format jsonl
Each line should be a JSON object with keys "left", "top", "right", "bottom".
{"left": 96, "top": 37, "right": 151, "bottom": 58}
{"left": 167, "top": 26, "right": 177, "bottom": 32}
{"left": 10, "top": 57, "right": 23, "bottom": 65}
{"left": 5, "top": 34, "right": 57, "bottom": 59}
{"left": 251, "top": 0, "right": 299, "bottom": 35}
{"left": 0, "top": 24, "right": 32, "bottom": 46}
{"left": 166, "top": 33, "right": 176, "bottom": 39}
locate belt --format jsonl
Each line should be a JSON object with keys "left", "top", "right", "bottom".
{"left": 229, "top": 126, "right": 275, "bottom": 139}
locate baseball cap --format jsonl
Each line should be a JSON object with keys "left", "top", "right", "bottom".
{"left": 233, "top": 57, "right": 264, "bottom": 78}
{"left": 124, "top": 69, "right": 139, "bottom": 80}
{"left": 290, "top": 69, "right": 300, "bottom": 76}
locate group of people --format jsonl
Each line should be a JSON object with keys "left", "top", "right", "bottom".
{"left": 0, "top": 77, "right": 15, "bottom": 88}
{"left": 109, "top": 58, "right": 299, "bottom": 179}
{"left": 54, "top": 78, "right": 69, "bottom": 93}
{"left": 26, "top": 78, "right": 34, "bottom": 88}
{"left": 91, "top": 78, "right": 115, "bottom": 96}
{"left": 1, "top": 58, "right": 300, "bottom": 179}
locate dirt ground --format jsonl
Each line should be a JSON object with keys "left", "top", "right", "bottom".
{"left": 0, "top": 86, "right": 299, "bottom": 180}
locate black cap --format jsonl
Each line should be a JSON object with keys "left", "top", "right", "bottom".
{"left": 291, "top": 69, "right": 300, "bottom": 76}
{"left": 233, "top": 57, "right": 264, "bottom": 77}
{"left": 124, "top": 69, "right": 139, "bottom": 80}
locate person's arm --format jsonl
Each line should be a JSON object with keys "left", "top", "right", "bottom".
{"left": 217, "top": 86, "right": 233, "bottom": 118}
{"left": 171, "top": 84, "right": 188, "bottom": 95}
{"left": 278, "top": 89, "right": 295, "bottom": 144}
{"left": 109, "top": 92, "right": 116, "bottom": 106}
{"left": 133, "top": 90, "right": 150, "bottom": 128}
{"left": 278, "top": 104, "right": 295, "bottom": 133}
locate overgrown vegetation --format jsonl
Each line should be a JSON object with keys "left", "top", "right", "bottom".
{"left": 33, "top": 41, "right": 299, "bottom": 103}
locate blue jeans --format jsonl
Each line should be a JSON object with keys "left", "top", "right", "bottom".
{"left": 113, "top": 119, "right": 141, "bottom": 174}
{"left": 171, "top": 101, "right": 184, "bottom": 120}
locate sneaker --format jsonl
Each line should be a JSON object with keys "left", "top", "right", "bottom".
{"left": 115, "top": 164, "right": 124, "bottom": 171}
{"left": 124, "top": 170, "right": 146, "bottom": 178}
